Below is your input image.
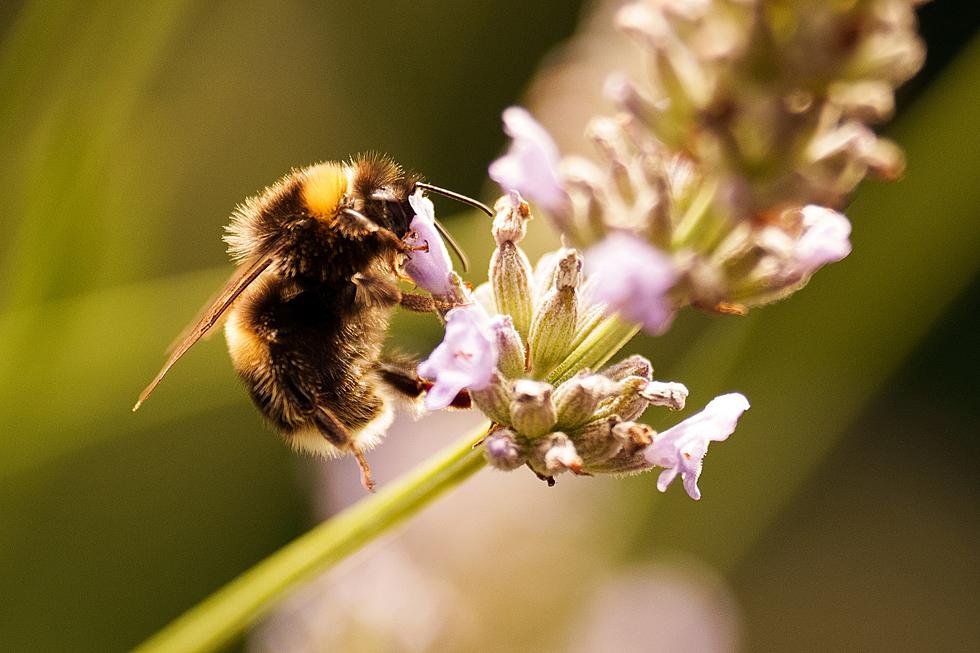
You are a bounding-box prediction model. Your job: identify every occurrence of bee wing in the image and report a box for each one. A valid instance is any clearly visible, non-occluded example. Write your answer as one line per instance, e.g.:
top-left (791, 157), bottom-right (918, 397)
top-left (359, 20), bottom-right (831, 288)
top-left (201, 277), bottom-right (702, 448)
top-left (133, 254), bottom-right (275, 411)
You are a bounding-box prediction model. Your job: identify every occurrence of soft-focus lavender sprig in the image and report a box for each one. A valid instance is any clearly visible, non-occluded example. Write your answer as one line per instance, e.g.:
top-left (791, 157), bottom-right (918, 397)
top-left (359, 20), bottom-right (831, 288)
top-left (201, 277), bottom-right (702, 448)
top-left (490, 0), bottom-right (927, 328)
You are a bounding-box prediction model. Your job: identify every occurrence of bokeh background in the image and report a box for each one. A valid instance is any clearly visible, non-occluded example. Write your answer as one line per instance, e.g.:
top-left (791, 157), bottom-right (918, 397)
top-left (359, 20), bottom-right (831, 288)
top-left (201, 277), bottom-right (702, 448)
top-left (1, 1), bottom-right (978, 651)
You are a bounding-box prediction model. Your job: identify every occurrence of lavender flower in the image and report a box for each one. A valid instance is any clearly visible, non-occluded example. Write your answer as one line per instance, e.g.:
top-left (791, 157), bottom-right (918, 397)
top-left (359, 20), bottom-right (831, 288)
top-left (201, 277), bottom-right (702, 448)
top-left (412, 0), bottom-right (928, 496)
top-left (785, 205), bottom-right (853, 281)
top-left (488, 108), bottom-right (568, 215)
top-left (417, 304), bottom-right (498, 410)
top-left (412, 192), bottom-right (747, 498)
top-left (402, 191), bottom-right (454, 297)
top-left (644, 393), bottom-right (750, 500)
top-left (585, 232), bottom-right (677, 335)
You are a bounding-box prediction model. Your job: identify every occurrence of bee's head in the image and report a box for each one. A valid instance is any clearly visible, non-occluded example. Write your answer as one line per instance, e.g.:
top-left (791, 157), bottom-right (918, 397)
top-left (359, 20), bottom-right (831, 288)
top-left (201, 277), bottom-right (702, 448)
top-left (349, 154), bottom-right (419, 238)
top-left (298, 157), bottom-right (416, 238)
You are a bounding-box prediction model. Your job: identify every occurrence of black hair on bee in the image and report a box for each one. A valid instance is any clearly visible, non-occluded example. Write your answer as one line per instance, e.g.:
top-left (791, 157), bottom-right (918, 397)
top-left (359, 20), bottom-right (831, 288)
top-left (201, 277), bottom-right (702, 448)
top-left (134, 154), bottom-right (487, 491)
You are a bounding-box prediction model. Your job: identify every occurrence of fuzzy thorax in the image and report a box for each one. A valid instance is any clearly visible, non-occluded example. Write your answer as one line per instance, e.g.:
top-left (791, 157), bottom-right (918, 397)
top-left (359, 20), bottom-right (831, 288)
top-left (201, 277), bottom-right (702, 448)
top-left (300, 162), bottom-right (349, 221)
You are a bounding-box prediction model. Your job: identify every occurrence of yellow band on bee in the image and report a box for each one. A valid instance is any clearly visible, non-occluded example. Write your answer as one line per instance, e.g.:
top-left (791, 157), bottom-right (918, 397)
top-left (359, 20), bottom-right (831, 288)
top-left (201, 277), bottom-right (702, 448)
top-left (301, 162), bottom-right (348, 219)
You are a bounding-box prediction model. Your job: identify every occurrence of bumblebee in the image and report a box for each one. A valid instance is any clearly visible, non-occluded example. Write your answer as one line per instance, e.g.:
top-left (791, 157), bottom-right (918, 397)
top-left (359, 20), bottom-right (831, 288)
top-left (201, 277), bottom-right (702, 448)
top-left (134, 154), bottom-right (487, 490)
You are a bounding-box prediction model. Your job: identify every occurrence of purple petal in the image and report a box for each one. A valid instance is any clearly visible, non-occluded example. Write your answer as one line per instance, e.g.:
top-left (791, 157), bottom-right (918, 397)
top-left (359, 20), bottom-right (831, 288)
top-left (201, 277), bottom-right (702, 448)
top-left (402, 192), bottom-right (454, 297)
top-left (489, 107), bottom-right (568, 214)
top-left (790, 205), bottom-right (852, 277)
top-left (585, 232), bottom-right (678, 335)
top-left (645, 393), bottom-right (750, 500)
top-left (418, 304), bottom-right (499, 410)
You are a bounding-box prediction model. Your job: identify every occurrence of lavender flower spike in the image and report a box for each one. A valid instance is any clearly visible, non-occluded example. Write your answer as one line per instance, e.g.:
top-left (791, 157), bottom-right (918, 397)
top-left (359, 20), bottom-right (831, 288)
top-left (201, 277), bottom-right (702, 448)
top-left (418, 304), bottom-right (499, 410)
top-left (645, 393), bottom-right (750, 500)
top-left (585, 232), bottom-right (678, 335)
top-left (488, 107), bottom-right (568, 215)
top-left (402, 191), bottom-right (454, 297)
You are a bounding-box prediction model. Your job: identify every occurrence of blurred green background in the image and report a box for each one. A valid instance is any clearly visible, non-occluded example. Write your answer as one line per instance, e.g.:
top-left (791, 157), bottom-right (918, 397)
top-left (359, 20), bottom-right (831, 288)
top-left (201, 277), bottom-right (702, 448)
top-left (1, 1), bottom-right (977, 651)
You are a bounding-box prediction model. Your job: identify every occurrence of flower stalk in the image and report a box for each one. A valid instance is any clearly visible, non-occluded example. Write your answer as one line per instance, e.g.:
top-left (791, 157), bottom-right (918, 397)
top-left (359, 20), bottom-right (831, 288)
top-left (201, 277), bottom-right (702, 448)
top-left (135, 424), bottom-right (490, 653)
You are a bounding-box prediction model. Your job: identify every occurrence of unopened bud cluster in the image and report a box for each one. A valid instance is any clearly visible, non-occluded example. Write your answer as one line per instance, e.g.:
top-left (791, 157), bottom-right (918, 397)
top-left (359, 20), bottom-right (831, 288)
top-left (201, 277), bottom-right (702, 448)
top-left (413, 193), bottom-right (750, 498)
top-left (470, 195), bottom-right (691, 483)
top-left (480, 356), bottom-right (691, 482)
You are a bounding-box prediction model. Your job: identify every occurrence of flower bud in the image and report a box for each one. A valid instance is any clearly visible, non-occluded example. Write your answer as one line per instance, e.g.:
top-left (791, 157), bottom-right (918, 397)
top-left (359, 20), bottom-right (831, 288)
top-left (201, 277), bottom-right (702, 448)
top-left (492, 192), bottom-right (531, 245)
top-left (483, 427), bottom-right (526, 471)
top-left (590, 376), bottom-right (651, 423)
top-left (469, 372), bottom-right (513, 426)
top-left (611, 420), bottom-right (654, 456)
top-left (509, 379), bottom-right (557, 438)
top-left (864, 137), bottom-right (905, 181)
top-left (490, 194), bottom-right (534, 339)
top-left (639, 380), bottom-right (688, 411)
top-left (553, 372), bottom-right (621, 429)
top-left (568, 416), bottom-right (622, 465)
top-left (531, 250), bottom-right (561, 299)
top-left (532, 432), bottom-right (582, 476)
top-left (489, 315), bottom-right (527, 379)
top-left (581, 447), bottom-right (650, 476)
top-left (828, 80), bottom-right (895, 123)
top-left (600, 354), bottom-right (653, 382)
top-left (528, 249), bottom-right (581, 375)
top-left (490, 240), bottom-right (534, 339)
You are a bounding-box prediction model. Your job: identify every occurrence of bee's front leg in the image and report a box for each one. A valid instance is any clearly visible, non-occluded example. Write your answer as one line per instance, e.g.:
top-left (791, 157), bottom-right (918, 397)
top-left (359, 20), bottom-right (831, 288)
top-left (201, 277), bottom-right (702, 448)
top-left (352, 269), bottom-right (455, 315)
top-left (351, 271), bottom-right (401, 308)
top-left (398, 292), bottom-right (436, 313)
top-left (375, 357), bottom-right (472, 409)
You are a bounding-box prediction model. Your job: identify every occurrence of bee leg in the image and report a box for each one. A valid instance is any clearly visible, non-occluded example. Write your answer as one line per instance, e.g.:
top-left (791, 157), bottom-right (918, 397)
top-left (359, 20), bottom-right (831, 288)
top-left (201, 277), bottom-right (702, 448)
top-left (375, 358), bottom-right (424, 398)
top-left (398, 292), bottom-right (436, 313)
top-left (376, 358), bottom-right (472, 408)
top-left (336, 208), bottom-right (381, 239)
top-left (398, 292), bottom-right (463, 315)
top-left (351, 271), bottom-right (401, 308)
top-left (313, 406), bottom-right (376, 492)
top-left (351, 448), bottom-right (375, 493)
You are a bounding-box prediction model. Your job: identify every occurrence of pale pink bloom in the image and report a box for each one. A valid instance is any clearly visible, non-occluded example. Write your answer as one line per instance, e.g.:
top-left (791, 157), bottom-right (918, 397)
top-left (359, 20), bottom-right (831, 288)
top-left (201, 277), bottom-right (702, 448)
top-left (402, 192), bottom-right (454, 297)
top-left (418, 304), bottom-right (499, 410)
top-left (585, 232), bottom-right (678, 335)
top-left (789, 205), bottom-right (852, 279)
top-left (644, 393), bottom-right (750, 500)
top-left (488, 107), bottom-right (568, 214)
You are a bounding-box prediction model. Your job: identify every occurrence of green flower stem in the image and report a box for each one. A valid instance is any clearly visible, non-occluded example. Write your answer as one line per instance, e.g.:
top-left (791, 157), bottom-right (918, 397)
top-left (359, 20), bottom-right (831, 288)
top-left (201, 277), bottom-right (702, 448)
top-left (548, 317), bottom-right (641, 386)
top-left (134, 423), bottom-right (490, 653)
top-left (670, 176), bottom-right (719, 250)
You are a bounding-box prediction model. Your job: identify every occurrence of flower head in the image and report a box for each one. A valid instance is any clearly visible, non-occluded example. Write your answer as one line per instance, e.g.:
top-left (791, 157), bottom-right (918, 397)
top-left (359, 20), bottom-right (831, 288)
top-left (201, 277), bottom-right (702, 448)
top-left (418, 304), bottom-right (498, 410)
top-left (416, 194), bottom-right (751, 496)
top-left (644, 393), bottom-right (750, 500)
top-left (483, 0), bottom-right (923, 326)
top-left (402, 191), bottom-right (454, 297)
top-left (489, 108), bottom-right (568, 215)
top-left (586, 232), bottom-right (678, 335)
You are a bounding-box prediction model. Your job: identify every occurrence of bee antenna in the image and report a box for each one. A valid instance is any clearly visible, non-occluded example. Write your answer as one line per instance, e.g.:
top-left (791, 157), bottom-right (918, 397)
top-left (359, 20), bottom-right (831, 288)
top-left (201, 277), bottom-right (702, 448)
top-left (432, 218), bottom-right (470, 272)
top-left (415, 182), bottom-right (493, 217)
